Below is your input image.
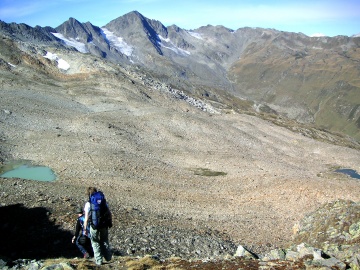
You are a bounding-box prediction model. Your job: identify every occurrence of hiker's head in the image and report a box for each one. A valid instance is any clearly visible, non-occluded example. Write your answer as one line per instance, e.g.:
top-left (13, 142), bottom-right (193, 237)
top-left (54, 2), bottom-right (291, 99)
top-left (86, 187), bottom-right (97, 198)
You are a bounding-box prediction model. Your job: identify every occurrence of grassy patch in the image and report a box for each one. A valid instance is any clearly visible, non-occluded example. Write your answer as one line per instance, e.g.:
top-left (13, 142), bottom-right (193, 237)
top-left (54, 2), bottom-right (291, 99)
top-left (190, 168), bottom-right (227, 177)
top-left (125, 255), bottom-right (161, 270)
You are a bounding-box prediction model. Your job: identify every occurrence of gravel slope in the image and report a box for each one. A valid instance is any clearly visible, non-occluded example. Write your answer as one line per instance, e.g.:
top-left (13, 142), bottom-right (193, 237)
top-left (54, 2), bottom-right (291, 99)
top-left (1, 43), bottom-right (360, 260)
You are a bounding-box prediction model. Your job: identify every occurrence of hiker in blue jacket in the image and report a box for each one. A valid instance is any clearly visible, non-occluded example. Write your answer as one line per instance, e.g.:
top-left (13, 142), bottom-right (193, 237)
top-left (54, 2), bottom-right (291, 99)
top-left (71, 206), bottom-right (92, 258)
top-left (83, 187), bottom-right (112, 266)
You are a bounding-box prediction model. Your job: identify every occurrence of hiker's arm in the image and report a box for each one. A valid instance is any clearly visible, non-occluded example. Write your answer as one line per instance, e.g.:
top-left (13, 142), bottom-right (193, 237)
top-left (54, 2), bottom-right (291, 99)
top-left (72, 219), bottom-right (81, 242)
top-left (83, 210), bottom-right (89, 235)
top-left (75, 219), bottom-right (81, 236)
top-left (106, 203), bottom-right (113, 228)
top-left (108, 209), bottom-right (113, 228)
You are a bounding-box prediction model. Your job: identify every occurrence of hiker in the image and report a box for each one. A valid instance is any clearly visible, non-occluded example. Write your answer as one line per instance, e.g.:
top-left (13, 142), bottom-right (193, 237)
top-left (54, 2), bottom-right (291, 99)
top-left (83, 187), bottom-right (112, 266)
top-left (71, 206), bottom-right (92, 258)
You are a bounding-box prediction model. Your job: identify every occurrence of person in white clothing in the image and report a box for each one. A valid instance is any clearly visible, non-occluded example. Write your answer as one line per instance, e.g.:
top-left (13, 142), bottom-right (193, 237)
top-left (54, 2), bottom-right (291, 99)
top-left (83, 187), bottom-right (112, 266)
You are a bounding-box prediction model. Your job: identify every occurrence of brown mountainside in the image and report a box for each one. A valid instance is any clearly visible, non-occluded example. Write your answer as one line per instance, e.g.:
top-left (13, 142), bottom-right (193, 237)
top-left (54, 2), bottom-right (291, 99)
top-left (229, 32), bottom-right (360, 140)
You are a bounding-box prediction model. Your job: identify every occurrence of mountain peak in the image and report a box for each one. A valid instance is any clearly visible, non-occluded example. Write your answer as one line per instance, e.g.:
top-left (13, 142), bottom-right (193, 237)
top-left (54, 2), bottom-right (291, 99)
top-left (104, 10), bottom-right (166, 55)
top-left (105, 10), bottom-right (145, 28)
top-left (58, 17), bottom-right (82, 28)
top-left (55, 17), bottom-right (94, 44)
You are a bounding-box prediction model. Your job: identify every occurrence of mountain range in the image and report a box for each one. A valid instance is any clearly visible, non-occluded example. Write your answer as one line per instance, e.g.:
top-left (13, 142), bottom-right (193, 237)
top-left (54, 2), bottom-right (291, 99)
top-left (0, 10), bottom-right (359, 141)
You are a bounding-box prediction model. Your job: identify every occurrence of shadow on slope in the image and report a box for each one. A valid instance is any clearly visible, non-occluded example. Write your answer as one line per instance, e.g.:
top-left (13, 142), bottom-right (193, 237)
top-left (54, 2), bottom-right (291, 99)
top-left (0, 203), bottom-right (74, 260)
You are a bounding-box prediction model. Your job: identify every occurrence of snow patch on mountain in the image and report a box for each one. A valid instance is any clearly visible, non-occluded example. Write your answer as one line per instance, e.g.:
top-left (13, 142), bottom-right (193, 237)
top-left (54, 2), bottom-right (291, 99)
top-left (51, 33), bottom-right (89, 53)
top-left (310, 33), bottom-right (327, 37)
top-left (100, 28), bottom-right (133, 56)
top-left (7, 62), bottom-right (16, 68)
top-left (188, 31), bottom-right (203, 39)
top-left (158, 35), bottom-right (190, 56)
top-left (43, 52), bottom-right (70, 70)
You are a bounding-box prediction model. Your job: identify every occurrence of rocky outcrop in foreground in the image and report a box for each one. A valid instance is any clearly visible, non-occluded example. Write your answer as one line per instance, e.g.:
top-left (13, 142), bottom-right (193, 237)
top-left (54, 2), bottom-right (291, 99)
top-left (2, 199), bottom-right (360, 269)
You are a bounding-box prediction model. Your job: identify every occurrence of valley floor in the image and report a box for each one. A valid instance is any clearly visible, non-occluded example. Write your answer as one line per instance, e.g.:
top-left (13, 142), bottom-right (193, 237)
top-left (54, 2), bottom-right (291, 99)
top-left (1, 69), bottom-right (360, 260)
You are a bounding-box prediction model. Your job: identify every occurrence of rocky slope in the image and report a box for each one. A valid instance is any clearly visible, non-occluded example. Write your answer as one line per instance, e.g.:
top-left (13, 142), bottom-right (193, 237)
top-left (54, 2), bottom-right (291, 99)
top-left (0, 24), bottom-right (360, 269)
top-left (1, 183), bottom-right (359, 269)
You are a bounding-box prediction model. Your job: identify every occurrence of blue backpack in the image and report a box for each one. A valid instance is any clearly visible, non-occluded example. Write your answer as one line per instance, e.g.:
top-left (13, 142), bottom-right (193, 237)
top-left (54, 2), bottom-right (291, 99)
top-left (89, 191), bottom-right (112, 229)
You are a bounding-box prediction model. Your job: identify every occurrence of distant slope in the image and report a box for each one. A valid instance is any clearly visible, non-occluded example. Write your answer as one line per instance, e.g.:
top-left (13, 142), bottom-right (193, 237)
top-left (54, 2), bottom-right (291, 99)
top-left (228, 32), bottom-right (360, 139)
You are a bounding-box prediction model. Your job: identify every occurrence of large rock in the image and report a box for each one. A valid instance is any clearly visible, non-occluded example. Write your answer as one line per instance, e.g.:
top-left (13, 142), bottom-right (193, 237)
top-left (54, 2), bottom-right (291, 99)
top-left (293, 200), bottom-right (360, 266)
top-left (234, 245), bottom-right (257, 259)
top-left (294, 200), bottom-right (360, 248)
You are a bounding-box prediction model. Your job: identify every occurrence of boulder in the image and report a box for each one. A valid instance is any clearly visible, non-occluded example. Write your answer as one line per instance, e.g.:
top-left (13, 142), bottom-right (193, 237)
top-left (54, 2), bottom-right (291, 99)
top-left (234, 245), bottom-right (257, 259)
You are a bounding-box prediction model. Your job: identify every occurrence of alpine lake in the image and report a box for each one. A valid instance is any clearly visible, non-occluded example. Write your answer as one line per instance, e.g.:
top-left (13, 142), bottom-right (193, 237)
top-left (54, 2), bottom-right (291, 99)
top-left (335, 168), bottom-right (360, 179)
top-left (0, 160), bottom-right (56, 181)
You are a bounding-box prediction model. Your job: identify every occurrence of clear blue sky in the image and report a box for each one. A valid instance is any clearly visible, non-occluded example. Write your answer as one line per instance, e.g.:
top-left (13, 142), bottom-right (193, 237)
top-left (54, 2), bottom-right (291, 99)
top-left (0, 0), bottom-right (359, 37)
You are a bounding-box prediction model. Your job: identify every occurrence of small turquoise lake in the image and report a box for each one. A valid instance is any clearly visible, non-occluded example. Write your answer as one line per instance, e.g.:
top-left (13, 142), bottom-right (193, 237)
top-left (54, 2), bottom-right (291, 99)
top-left (335, 169), bottom-right (360, 180)
top-left (0, 161), bottom-right (56, 181)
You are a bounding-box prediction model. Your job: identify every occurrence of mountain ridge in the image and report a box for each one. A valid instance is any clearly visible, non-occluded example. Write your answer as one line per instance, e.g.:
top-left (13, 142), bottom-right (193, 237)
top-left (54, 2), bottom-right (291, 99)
top-left (1, 11), bottom-right (359, 141)
top-left (47, 11), bottom-right (359, 141)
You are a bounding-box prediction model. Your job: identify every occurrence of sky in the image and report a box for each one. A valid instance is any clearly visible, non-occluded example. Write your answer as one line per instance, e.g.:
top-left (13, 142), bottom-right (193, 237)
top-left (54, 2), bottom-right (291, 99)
top-left (0, 0), bottom-right (359, 37)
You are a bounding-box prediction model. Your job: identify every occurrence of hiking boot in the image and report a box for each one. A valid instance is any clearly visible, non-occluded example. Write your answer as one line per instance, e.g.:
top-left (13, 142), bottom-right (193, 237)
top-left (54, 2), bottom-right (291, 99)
top-left (84, 252), bottom-right (90, 259)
